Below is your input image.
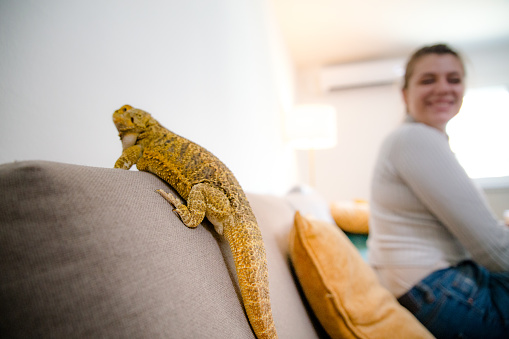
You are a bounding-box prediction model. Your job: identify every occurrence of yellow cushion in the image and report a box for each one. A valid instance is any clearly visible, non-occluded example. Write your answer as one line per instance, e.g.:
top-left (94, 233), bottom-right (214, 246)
top-left (288, 212), bottom-right (433, 339)
top-left (330, 200), bottom-right (370, 234)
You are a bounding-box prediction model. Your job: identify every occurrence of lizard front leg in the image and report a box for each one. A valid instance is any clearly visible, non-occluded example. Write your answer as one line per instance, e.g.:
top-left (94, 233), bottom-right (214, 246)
top-left (114, 144), bottom-right (143, 170)
top-left (157, 182), bottom-right (233, 235)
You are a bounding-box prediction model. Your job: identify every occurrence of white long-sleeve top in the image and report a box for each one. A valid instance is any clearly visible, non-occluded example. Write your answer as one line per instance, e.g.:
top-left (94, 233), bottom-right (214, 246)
top-left (368, 118), bottom-right (509, 296)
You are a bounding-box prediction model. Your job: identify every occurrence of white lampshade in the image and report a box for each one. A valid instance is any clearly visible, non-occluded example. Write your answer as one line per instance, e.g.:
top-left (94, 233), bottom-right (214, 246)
top-left (286, 104), bottom-right (338, 150)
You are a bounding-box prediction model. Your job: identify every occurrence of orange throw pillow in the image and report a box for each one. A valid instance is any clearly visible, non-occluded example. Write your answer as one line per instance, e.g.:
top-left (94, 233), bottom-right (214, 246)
top-left (330, 200), bottom-right (370, 234)
top-left (288, 212), bottom-right (433, 339)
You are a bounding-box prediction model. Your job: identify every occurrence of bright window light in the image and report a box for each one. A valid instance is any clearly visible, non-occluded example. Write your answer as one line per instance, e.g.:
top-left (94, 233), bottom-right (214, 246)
top-left (447, 86), bottom-right (509, 179)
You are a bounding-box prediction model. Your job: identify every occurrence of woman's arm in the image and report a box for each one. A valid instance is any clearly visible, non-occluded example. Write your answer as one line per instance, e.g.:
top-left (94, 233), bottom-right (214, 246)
top-left (393, 124), bottom-right (509, 271)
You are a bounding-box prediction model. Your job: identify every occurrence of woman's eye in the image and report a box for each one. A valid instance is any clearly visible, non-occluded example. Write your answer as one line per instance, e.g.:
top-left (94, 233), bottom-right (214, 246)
top-left (420, 78), bottom-right (435, 85)
top-left (448, 77), bottom-right (462, 84)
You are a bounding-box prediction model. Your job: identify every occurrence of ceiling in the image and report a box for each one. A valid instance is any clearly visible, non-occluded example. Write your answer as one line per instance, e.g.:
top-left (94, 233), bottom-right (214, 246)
top-left (271, 0), bottom-right (509, 69)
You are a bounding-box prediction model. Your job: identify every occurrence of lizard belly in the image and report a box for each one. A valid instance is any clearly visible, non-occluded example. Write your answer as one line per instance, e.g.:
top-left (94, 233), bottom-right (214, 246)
top-left (205, 212), bottom-right (225, 235)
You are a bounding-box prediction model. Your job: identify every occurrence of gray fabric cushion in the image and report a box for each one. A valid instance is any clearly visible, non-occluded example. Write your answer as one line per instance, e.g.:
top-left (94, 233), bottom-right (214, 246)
top-left (0, 161), bottom-right (320, 338)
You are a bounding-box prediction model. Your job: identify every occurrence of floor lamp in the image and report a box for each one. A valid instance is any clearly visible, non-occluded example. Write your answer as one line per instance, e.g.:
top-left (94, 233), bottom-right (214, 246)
top-left (286, 104), bottom-right (338, 187)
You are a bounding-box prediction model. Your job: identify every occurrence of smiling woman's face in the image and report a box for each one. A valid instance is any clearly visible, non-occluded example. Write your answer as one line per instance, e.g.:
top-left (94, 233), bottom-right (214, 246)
top-left (403, 53), bottom-right (465, 132)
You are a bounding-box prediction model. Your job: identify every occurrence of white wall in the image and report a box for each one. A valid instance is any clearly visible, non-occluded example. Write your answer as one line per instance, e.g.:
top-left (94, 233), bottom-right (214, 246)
top-left (294, 43), bottom-right (509, 214)
top-left (0, 0), bottom-right (297, 195)
top-left (295, 74), bottom-right (404, 202)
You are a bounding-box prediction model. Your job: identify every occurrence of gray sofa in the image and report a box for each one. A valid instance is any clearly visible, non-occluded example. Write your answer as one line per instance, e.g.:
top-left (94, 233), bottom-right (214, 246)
top-left (0, 161), bottom-right (329, 338)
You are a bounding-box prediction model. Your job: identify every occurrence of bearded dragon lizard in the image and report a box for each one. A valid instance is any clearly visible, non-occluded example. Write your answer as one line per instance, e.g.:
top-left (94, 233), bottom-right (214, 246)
top-left (113, 105), bottom-right (277, 339)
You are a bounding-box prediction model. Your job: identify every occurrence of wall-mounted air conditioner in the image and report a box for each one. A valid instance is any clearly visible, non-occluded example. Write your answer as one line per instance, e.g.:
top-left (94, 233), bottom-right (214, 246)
top-left (320, 58), bottom-right (406, 92)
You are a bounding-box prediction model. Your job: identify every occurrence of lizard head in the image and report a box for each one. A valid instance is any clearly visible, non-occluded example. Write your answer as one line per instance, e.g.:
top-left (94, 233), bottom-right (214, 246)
top-left (113, 105), bottom-right (158, 150)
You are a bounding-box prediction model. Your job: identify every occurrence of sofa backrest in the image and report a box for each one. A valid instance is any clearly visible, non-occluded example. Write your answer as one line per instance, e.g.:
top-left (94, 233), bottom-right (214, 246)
top-left (0, 161), bottom-right (323, 338)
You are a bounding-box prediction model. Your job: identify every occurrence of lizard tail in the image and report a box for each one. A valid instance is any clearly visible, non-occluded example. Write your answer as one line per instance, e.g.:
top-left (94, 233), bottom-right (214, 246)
top-left (223, 218), bottom-right (278, 339)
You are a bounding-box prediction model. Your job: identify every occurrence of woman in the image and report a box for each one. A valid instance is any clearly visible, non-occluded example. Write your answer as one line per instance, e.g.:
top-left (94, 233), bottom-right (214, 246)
top-left (368, 44), bottom-right (509, 338)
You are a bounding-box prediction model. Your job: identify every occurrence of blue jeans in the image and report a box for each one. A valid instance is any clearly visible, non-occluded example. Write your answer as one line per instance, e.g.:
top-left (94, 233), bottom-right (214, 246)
top-left (397, 260), bottom-right (509, 339)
